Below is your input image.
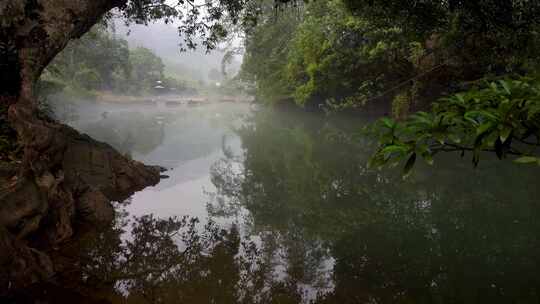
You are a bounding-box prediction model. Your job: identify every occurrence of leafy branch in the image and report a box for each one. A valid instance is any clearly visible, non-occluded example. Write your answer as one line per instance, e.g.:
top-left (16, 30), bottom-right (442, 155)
top-left (369, 77), bottom-right (540, 176)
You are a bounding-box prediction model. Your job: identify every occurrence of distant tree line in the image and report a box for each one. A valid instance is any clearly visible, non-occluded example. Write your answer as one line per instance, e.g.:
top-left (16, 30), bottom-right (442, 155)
top-left (38, 27), bottom-right (192, 99)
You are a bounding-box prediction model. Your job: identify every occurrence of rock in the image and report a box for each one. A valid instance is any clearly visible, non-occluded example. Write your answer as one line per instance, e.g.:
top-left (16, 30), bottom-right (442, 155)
top-left (62, 127), bottom-right (161, 201)
top-left (77, 187), bottom-right (114, 224)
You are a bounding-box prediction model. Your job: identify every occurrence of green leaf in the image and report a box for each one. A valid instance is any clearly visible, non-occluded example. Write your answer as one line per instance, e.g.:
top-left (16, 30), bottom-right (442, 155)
top-left (367, 157), bottom-right (384, 169)
top-left (464, 116), bottom-right (479, 126)
top-left (455, 94), bottom-right (466, 104)
top-left (474, 126), bottom-right (491, 150)
top-left (434, 132), bottom-right (446, 144)
top-left (410, 113), bottom-right (432, 125)
top-left (490, 82), bottom-right (499, 92)
top-left (476, 122), bottom-right (494, 136)
top-left (381, 145), bottom-right (408, 155)
top-left (448, 134), bottom-right (461, 144)
top-left (514, 156), bottom-right (539, 164)
top-left (466, 110), bottom-right (498, 121)
top-left (403, 152), bottom-right (416, 178)
top-left (499, 80), bottom-right (511, 95)
top-left (380, 117), bottom-right (395, 129)
top-left (493, 137), bottom-right (503, 159)
top-left (417, 143), bottom-right (429, 154)
top-left (499, 127), bottom-right (512, 143)
top-left (421, 151), bottom-right (434, 165)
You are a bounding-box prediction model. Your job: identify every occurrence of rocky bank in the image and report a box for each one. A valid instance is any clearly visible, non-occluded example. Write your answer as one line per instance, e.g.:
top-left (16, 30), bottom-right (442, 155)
top-left (0, 120), bottom-right (162, 295)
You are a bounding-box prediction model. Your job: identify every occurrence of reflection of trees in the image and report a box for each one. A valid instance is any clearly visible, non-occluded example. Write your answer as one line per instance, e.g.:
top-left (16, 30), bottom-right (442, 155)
top-left (16, 207), bottom-right (305, 304)
top-left (208, 108), bottom-right (540, 303)
top-left (15, 108), bottom-right (540, 304)
top-left (81, 112), bottom-right (165, 156)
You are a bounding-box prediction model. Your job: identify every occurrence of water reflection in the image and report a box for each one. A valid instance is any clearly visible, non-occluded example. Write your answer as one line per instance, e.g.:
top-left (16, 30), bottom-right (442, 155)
top-left (208, 108), bottom-right (540, 303)
top-left (81, 111), bottom-right (166, 156)
top-left (10, 104), bottom-right (540, 303)
top-left (11, 207), bottom-right (308, 304)
top-left (75, 104), bottom-right (247, 171)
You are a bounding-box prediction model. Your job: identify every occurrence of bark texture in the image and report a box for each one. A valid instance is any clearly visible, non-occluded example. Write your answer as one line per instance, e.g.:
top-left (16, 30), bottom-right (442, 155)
top-left (0, 0), bottom-right (163, 294)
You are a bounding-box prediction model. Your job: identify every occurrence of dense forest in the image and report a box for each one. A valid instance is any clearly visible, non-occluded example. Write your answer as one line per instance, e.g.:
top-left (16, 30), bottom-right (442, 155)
top-left (243, 0), bottom-right (540, 109)
top-left (239, 0), bottom-right (540, 168)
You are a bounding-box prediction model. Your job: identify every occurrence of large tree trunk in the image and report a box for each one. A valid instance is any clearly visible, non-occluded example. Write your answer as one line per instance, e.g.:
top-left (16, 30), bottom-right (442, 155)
top-left (0, 0), bottom-right (163, 294)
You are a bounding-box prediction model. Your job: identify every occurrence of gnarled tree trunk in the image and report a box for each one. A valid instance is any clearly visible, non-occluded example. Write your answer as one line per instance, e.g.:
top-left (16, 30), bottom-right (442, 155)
top-left (0, 0), bottom-right (162, 294)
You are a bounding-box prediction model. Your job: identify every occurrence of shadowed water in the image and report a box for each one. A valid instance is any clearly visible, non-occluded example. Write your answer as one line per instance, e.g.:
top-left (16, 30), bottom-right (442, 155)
top-left (12, 100), bottom-right (540, 304)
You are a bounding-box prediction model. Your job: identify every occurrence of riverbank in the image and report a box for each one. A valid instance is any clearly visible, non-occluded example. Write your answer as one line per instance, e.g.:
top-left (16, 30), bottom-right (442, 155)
top-left (5, 101), bottom-right (540, 303)
top-left (0, 107), bottom-right (164, 295)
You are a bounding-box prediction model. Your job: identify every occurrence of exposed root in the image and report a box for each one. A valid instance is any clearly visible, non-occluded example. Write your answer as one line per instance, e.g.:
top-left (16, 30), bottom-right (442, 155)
top-left (0, 104), bottom-right (162, 294)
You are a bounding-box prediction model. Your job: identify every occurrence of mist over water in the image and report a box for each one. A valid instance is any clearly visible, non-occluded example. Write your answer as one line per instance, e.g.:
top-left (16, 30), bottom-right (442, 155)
top-left (44, 95), bottom-right (540, 303)
top-left (60, 98), bottom-right (248, 218)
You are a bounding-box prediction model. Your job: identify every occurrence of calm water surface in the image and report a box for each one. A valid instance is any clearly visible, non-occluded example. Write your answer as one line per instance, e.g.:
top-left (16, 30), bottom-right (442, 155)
top-left (27, 100), bottom-right (540, 303)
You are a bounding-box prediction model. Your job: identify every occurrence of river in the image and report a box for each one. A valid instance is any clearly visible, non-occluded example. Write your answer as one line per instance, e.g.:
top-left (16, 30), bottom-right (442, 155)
top-left (22, 99), bottom-right (540, 303)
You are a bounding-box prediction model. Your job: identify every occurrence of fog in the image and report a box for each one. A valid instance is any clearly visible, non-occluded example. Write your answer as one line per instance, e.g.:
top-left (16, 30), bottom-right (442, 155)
top-left (114, 21), bottom-right (242, 83)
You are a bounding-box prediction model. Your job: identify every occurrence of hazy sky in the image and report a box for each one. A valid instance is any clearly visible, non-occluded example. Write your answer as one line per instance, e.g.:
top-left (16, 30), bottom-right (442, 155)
top-left (115, 21), bottom-right (241, 82)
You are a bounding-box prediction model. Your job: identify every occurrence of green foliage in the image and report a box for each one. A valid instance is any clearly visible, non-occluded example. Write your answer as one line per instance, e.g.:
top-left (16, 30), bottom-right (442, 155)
top-left (40, 27), bottom-right (170, 98)
top-left (342, 0), bottom-right (540, 43)
top-left (162, 76), bottom-right (189, 92)
top-left (240, 0), bottom-right (540, 115)
top-left (74, 67), bottom-right (103, 91)
top-left (391, 92), bottom-right (410, 120)
top-left (239, 0), bottom-right (301, 104)
top-left (241, 0), bottom-right (426, 108)
top-left (130, 46), bottom-right (165, 92)
top-left (46, 27), bottom-right (131, 91)
top-left (35, 79), bottom-right (66, 97)
top-left (370, 78), bottom-right (540, 173)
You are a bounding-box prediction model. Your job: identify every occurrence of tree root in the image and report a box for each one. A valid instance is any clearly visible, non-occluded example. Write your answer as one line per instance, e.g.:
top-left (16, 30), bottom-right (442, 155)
top-left (0, 103), bottom-right (162, 294)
